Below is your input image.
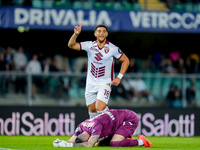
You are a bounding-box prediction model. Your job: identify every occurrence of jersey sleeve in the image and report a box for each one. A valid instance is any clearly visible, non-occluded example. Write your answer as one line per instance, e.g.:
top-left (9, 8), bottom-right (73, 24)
top-left (91, 123), bottom-right (103, 136)
top-left (113, 47), bottom-right (123, 59)
top-left (80, 41), bottom-right (92, 52)
top-left (73, 126), bottom-right (83, 136)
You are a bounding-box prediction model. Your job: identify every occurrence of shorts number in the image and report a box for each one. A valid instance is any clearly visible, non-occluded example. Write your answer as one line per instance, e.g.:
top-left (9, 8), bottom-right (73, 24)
top-left (104, 89), bottom-right (110, 99)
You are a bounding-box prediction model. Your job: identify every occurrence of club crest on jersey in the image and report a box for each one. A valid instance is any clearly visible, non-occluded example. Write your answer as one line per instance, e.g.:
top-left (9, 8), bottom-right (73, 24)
top-left (104, 48), bottom-right (110, 54)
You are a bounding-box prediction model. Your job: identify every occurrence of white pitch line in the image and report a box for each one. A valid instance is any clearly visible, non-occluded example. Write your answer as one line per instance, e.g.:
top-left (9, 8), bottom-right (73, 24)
top-left (0, 148), bottom-right (24, 150)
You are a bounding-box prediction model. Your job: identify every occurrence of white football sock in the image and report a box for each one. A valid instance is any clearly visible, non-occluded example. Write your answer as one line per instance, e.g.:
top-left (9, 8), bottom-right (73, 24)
top-left (89, 112), bottom-right (98, 118)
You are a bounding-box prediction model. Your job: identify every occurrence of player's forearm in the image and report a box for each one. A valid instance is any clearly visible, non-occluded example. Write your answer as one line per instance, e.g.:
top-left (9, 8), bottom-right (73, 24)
top-left (68, 33), bottom-right (79, 49)
top-left (120, 58), bottom-right (130, 75)
top-left (72, 142), bottom-right (94, 147)
top-left (71, 134), bottom-right (99, 147)
top-left (118, 54), bottom-right (130, 75)
top-left (67, 135), bottom-right (77, 143)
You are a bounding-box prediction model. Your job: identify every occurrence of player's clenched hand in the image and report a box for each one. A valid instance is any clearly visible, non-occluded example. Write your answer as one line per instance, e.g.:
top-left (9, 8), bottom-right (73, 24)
top-left (110, 77), bottom-right (121, 86)
top-left (74, 22), bottom-right (82, 35)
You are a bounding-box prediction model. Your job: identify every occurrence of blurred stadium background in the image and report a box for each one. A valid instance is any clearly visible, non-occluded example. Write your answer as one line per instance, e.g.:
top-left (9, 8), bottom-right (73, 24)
top-left (0, 0), bottom-right (200, 137)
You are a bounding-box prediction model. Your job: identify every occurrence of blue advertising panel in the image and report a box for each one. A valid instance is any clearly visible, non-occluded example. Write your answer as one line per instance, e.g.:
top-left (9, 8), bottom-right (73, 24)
top-left (0, 6), bottom-right (200, 33)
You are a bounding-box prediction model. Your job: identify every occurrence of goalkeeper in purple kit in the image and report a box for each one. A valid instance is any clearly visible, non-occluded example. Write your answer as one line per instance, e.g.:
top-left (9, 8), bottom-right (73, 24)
top-left (53, 109), bottom-right (152, 147)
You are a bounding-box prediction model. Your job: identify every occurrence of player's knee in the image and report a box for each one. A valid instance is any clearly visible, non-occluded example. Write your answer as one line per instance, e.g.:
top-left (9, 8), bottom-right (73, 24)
top-left (96, 104), bottom-right (106, 111)
top-left (110, 141), bottom-right (121, 147)
top-left (87, 104), bottom-right (96, 112)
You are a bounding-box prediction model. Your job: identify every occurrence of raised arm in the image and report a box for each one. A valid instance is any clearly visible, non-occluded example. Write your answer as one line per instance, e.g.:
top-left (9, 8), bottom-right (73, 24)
top-left (68, 23), bottom-right (82, 51)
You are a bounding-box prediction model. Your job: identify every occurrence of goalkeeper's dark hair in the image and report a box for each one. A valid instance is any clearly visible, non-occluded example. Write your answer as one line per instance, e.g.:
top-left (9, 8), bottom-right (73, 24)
top-left (94, 24), bottom-right (108, 32)
top-left (75, 137), bottom-right (83, 143)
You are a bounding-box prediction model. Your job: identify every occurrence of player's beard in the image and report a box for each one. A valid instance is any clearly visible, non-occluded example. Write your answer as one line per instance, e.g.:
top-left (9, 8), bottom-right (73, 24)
top-left (98, 37), bottom-right (106, 43)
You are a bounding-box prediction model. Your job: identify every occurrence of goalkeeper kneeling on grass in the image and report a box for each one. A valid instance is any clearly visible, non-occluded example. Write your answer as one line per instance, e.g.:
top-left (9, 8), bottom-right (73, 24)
top-left (53, 109), bottom-right (152, 147)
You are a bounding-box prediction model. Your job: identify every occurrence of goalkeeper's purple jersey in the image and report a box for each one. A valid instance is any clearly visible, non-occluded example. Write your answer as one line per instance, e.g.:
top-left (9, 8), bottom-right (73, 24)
top-left (74, 109), bottom-right (138, 140)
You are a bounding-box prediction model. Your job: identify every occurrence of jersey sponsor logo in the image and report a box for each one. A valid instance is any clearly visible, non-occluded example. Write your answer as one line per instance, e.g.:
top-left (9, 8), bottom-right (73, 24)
top-left (94, 52), bottom-right (103, 61)
top-left (90, 46), bottom-right (99, 52)
top-left (104, 47), bottom-right (110, 54)
top-left (118, 48), bottom-right (122, 54)
top-left (91, 63), bottom-right (105, 78)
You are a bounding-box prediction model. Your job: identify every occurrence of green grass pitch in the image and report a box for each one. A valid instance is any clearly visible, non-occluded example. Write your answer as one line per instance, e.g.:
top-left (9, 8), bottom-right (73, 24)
top-left (0, 136), bottom-right (200, 150)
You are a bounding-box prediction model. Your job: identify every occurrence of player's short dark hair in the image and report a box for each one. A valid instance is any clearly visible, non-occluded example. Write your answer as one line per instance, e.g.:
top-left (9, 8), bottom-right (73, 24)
top-left (94, 24), bottom-right (108, 32)
top-left (75, 137), bottom-right (83, 143)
